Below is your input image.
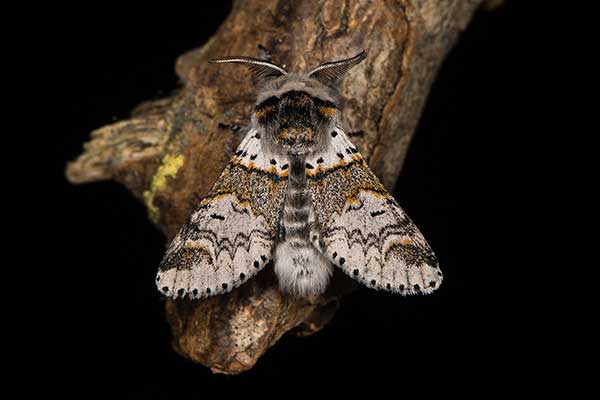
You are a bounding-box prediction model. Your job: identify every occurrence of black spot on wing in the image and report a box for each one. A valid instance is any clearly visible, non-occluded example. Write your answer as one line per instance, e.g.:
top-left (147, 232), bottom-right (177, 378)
top-left (346, 198), bottom-right (365, 212)
top-left (231, 202), bottom-right (249, 215)
top-left (370, 210), bottom-right (386, 217)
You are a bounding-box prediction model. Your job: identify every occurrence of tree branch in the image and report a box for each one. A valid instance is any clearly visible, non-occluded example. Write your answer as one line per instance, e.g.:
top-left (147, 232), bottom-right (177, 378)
top-left (67, 0), bottom-right (486, 374)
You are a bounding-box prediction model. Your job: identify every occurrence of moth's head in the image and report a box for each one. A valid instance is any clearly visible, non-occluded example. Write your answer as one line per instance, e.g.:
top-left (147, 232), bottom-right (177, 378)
top-left (209, 51), bottom-right (366, 155)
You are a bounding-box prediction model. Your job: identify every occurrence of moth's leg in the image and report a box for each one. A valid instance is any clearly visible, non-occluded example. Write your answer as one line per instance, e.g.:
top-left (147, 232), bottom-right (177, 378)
top-left (257, 44), bottom-right (272, 62)
top-left (307, 207), bottom-right (323, 252)
top-left (309, 225), bottom-right (323, 253)
top-left (349, 130), bottom-right (366, 138)
top-left (278, 221), bottom-right (286, 242)
top-left (218, 122), bottom-right (242, 134)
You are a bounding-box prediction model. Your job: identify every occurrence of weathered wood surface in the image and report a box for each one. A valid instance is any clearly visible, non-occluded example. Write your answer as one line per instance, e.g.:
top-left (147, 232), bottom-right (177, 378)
top-left (67, 0), bottom-right (488, 374)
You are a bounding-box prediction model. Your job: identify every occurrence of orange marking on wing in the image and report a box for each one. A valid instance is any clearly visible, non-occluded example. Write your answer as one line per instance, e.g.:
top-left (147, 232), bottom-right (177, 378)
top-left (306, 159), bottom-right (348, 177)
top-left (231, 159), bottom-right (289, 178)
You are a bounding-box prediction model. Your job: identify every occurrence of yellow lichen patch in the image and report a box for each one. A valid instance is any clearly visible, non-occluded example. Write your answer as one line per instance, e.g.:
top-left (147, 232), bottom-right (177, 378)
top-left (319, 106), bottom-right (337, 117)
top-left (143, 153), bottom-right (185, 223)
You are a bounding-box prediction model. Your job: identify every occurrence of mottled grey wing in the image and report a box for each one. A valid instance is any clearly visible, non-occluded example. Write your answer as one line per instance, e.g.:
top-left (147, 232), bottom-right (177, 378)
top-left (305, 127), bottom-right (443, 295)
top-left (157, 128), bottom-right (290, 299)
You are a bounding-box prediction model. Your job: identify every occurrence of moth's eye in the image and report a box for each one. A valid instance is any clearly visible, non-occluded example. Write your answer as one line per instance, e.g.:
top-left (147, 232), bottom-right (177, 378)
top-left (255, 96), bottom-right (279, 122)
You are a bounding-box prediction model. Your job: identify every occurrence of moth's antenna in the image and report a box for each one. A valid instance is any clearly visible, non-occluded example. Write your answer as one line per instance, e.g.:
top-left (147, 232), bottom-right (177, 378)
top-left (308, 50), bottom-right (367, 86)
top-left (209, 56), bottom-right (288, 79)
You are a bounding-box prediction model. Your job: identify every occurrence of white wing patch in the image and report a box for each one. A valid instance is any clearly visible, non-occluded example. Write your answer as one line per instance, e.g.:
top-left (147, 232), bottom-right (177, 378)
top-left (233, 129), bottom-right (291, 174)
top-left (157, 128), bottom-right (289, 299)
top-left (307, 127), bottom-right (443, 295)
top-left (305, 126), bottom-right (360, 174)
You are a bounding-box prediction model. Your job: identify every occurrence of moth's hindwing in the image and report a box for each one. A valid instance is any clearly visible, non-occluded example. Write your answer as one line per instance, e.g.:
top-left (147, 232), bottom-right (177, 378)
top-left (306, 127), bottom-right (443, 295)
top-left (157, 128), bottom-right (290, 299)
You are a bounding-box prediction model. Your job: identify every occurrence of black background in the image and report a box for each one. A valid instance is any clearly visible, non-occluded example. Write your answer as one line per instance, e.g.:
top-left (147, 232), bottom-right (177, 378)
top-left (43, 1), bottom-right (543, 397)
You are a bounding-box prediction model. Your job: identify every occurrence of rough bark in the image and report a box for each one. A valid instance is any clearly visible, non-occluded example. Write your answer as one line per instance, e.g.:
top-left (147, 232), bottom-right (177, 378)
top-left (67, 0), bottom-right (487, 374)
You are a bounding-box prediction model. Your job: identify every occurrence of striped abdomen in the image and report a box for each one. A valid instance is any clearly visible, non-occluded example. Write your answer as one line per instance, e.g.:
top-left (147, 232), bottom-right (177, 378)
top-left (273, 156), bottom-right (333, 297)
top-left (283, 156), bottom-right (312, 245)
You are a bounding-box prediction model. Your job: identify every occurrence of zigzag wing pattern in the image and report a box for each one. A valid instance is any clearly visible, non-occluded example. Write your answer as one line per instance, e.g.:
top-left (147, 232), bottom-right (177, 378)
top-left (157, 128), bottom-right (290, 299)
top-left (306, 127), bottom-right (443, 295)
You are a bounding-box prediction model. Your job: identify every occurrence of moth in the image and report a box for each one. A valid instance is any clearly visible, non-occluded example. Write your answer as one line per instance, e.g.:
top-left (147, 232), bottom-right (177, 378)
top-left (157, 50), bottom-right (443, 299)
